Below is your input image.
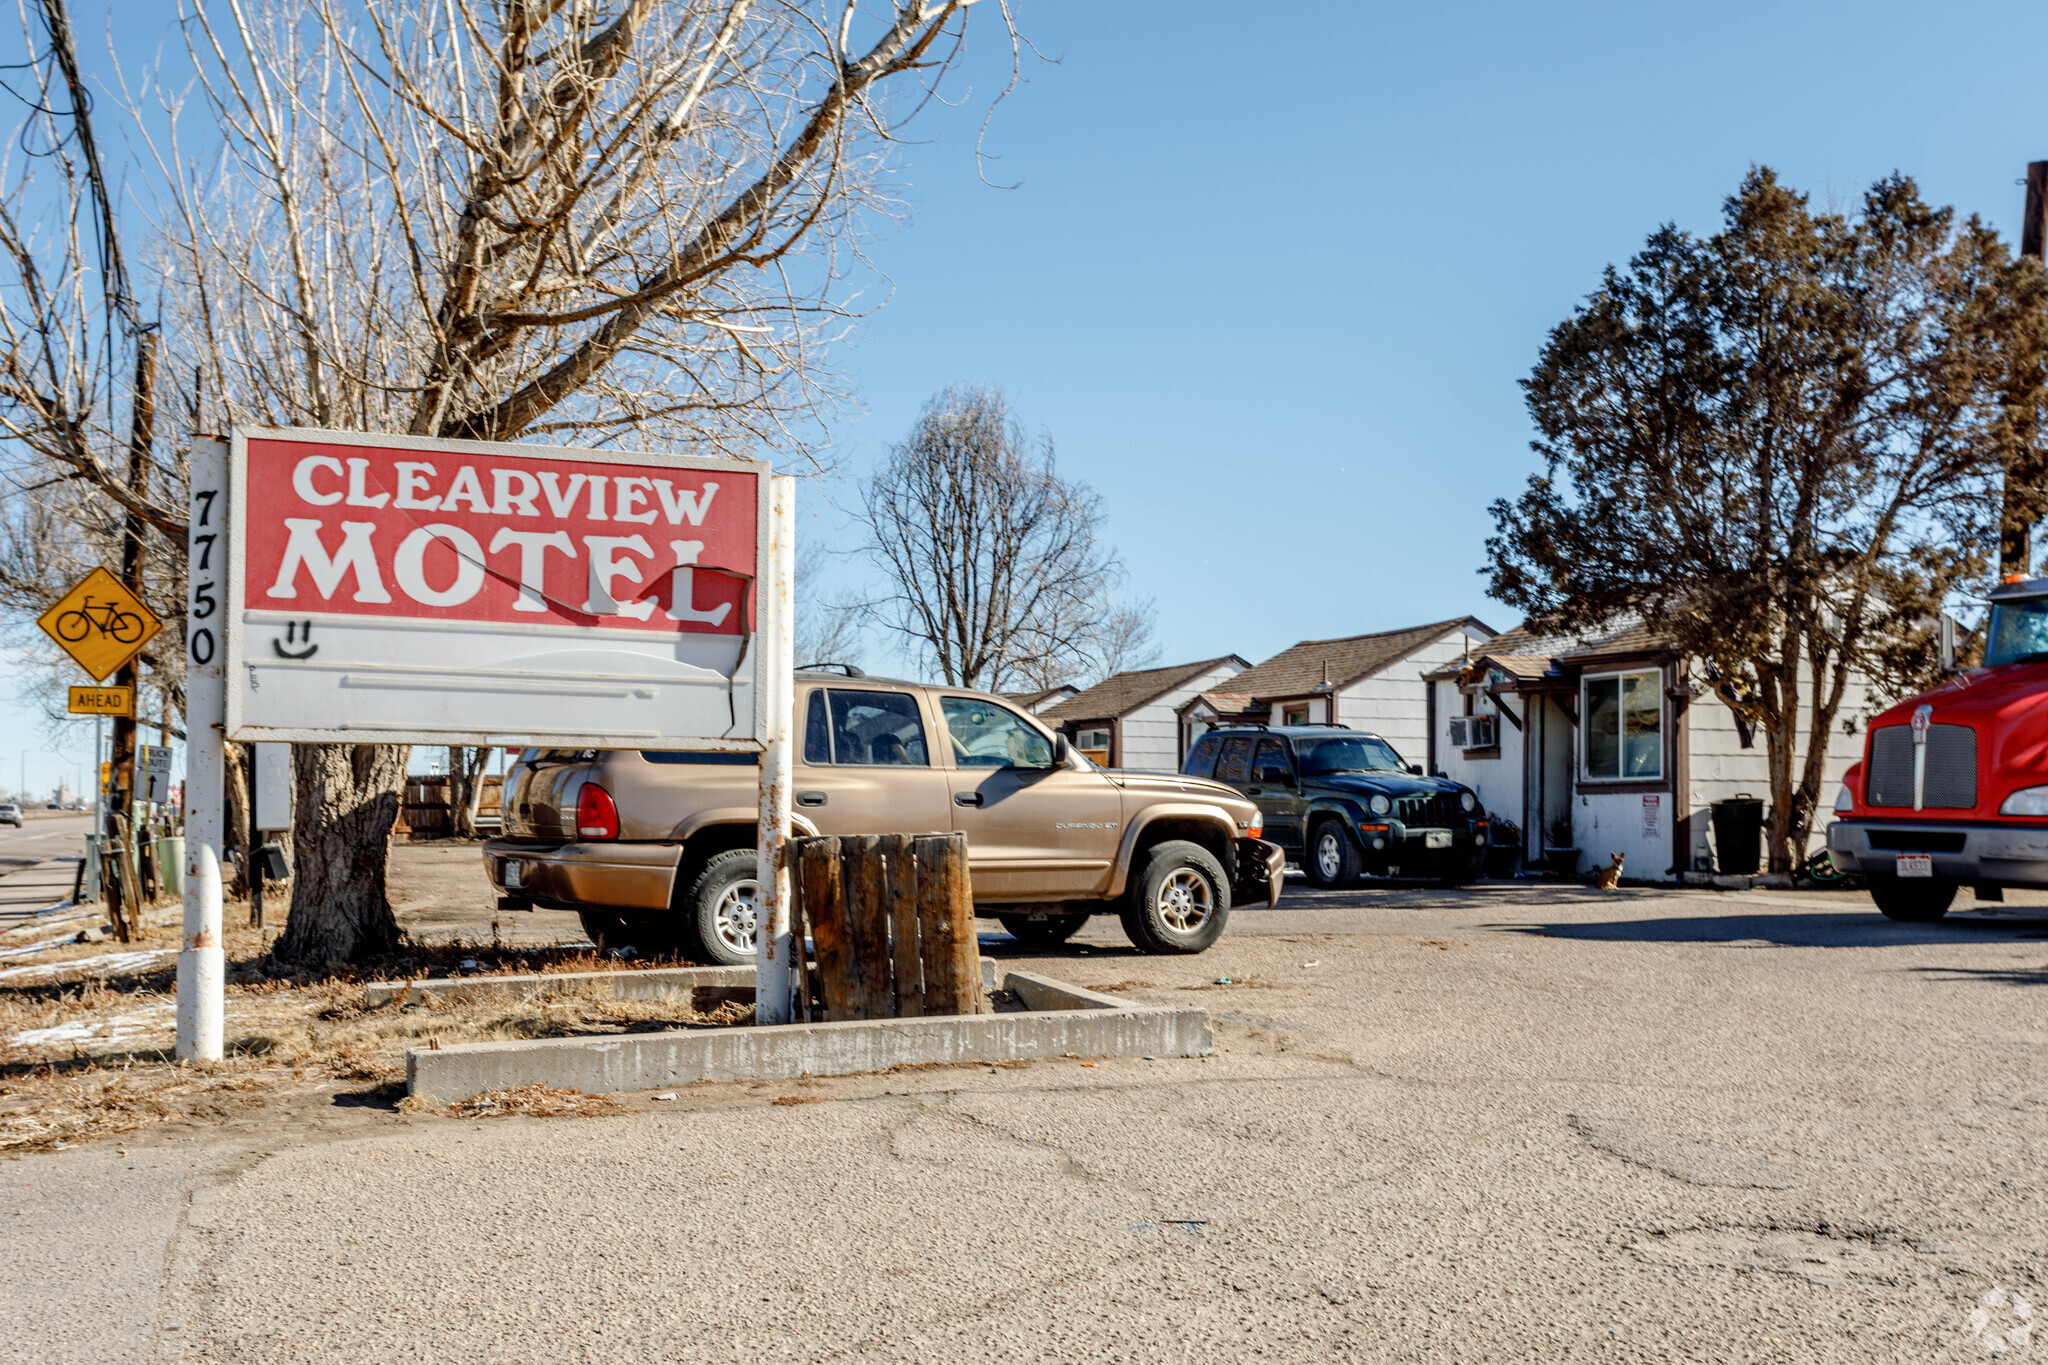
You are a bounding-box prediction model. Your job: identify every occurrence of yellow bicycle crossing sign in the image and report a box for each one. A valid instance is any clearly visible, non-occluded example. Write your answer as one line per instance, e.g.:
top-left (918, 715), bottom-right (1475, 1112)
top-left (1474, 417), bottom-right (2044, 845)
top-left (37, 566), bottom-right (164, 682)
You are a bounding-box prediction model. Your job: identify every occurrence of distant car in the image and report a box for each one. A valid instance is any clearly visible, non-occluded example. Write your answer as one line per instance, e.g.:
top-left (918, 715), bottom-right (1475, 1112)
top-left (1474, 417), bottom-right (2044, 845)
top-left (1184, 725), bottom-right (1489, 888)
top-left (0, 803), bottom-right (22, 828)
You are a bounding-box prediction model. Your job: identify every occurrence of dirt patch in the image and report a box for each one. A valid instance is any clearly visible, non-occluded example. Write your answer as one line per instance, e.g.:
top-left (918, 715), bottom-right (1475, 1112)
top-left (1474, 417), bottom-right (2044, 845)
top-left (1085, 980), bottom-right (1155, 993)
top-left (0, 915), bottom-right (748, 1153)
top-left (1177, 975), bottom-right (1274, 991)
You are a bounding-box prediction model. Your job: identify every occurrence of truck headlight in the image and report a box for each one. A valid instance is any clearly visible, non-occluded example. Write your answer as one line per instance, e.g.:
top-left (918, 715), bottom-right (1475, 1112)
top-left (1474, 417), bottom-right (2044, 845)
top-left (1834, 784), bottom-right (1854, 813)
top-left (1459, 791), bottom-right (1477, 813)
top-left (1368, 794), bottom-right (1392, 816)
top-left (1999, 785), bottom-right (2048, 816)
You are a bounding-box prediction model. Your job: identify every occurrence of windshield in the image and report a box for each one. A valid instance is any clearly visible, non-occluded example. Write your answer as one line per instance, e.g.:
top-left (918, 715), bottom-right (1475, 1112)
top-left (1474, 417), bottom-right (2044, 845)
top-left (1985, 596), bottom-right (2048, 667)
top-left (1291, 734), bottom-right (1406, 775)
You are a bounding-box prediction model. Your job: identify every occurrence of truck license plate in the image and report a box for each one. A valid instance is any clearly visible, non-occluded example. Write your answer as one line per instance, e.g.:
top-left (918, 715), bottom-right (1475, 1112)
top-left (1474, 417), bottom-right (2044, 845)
top-left (503, 860), bottom-right (523, 889)
top-left (1425, 830), bottom-right (1452, 849)
top-left (1895, 854), bottom-right (1933, 879)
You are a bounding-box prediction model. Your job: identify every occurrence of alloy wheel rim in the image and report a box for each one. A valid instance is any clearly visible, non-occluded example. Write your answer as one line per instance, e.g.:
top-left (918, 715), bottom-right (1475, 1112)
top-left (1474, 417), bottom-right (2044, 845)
top-left (1156, 868), bottom-right (1214, 933)
top-left (1317, 832), bottom-right (1343, 880)
top-left (715, 878), bottom-right (760, 954)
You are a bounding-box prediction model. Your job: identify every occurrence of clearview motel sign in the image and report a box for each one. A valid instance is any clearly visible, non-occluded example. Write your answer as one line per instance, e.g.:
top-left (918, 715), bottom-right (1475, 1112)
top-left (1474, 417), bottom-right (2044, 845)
top-left (224, 428), bottom-right (771, 748)
top-left (179, 427), bottom-right (797, 1060)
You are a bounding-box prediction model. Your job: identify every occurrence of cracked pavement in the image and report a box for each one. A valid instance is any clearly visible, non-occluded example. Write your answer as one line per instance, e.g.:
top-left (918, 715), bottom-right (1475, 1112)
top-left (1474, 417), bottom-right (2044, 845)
top-left (5, 879), bottom-right (2046, 1362)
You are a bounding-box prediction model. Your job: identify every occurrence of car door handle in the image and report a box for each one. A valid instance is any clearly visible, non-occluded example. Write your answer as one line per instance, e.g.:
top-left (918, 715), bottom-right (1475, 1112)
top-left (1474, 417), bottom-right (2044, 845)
top-left (954, 791), bottom-right (984, 807)
top-left (796, 791), bottom-right (827, 807)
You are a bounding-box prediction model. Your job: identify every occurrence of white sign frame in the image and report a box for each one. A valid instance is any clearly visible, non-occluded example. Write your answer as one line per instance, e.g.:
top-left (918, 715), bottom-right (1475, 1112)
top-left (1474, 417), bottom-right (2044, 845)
top-left (222, 426), bottom-right (774, 750)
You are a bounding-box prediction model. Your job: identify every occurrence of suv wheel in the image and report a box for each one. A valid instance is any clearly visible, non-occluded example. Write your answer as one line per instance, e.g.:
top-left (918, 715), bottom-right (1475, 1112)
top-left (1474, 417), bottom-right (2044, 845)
top-left (677, 849), bottom-right (760, 965)
top-left (998, 914), bottom-right (1087, 950)
top-left (1869, 876), bottom-right (1955, 922)
top-left (1306, 820), bottom-right (1361, 889)
top-left (1120, 841), bottom-right (1230, 954)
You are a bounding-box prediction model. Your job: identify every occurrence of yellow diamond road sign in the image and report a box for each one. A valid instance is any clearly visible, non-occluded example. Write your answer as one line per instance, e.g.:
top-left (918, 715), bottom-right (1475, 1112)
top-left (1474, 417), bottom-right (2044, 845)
top-left (37, 566), bottom-right (164, 682)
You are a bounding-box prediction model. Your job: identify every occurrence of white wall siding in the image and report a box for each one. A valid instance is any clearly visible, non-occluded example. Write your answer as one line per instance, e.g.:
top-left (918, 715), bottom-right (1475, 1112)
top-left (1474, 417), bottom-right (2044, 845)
top-left (1433, 677), bottom-right (1527, 823)
top-left (1338, 629), bottom-right (1494, 764)
top-left (1683, 674), bottom-right (1873, 868)
top-left (1117, 660), bottom-right (1247, 772)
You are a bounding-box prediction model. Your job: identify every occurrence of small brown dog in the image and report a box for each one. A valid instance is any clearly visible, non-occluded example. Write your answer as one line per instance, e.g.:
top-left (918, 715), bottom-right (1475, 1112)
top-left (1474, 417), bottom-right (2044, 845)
top-left (1592, 852), bottom-right (1625, 890)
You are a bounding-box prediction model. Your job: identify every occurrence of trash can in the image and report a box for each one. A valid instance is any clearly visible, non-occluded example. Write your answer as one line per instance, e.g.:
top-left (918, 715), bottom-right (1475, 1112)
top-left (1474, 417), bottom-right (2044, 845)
top-left (157, 837), bottom-right (185, 896)
top-left (1711, 795), bottom-right (1764, 875)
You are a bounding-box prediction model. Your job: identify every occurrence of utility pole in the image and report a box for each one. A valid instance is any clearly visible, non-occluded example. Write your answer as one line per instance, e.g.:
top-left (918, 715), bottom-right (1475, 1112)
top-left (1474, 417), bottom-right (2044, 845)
top-left (2006, 161), bottom-right (2048, 578)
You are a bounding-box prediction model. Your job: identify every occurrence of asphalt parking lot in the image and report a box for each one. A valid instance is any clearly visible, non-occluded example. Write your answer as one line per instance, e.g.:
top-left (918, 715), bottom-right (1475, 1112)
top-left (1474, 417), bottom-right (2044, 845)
top-left (6, 873), bottom-right (2046, 1363)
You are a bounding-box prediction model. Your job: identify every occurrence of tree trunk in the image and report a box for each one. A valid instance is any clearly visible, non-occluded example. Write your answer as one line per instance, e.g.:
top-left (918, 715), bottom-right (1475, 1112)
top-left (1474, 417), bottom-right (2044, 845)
top-left (222, 742), bottom-right (253, 900)
top-left (275, 744), bottom-right (408, 964)
top-left (447, 746), bottom-right (490, 839)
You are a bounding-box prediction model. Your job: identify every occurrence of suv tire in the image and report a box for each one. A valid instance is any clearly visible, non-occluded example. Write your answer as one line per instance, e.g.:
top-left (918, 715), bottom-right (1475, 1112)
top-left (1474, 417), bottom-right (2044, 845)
top-left (1869, 876), bottom-right (1955, 922)
top-left (1306, 819), bottom-right (1361, 889)
top-left (998, 914), bottom-right (1087, 950)
top-left (1119, 841), bottom-right (1230, 955)
top-left (677, 848), bottom-right (761, 965)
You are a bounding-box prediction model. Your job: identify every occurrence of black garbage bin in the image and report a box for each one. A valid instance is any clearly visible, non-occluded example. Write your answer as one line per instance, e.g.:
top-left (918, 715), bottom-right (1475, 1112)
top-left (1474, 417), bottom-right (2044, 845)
top-left (1711, 795), bottom-right (1763, 875)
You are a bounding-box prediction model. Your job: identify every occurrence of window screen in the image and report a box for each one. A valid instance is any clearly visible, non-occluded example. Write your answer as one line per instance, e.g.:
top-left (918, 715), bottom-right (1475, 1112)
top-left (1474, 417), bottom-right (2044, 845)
top-left (1584, 671), bottom-right (1662, 779)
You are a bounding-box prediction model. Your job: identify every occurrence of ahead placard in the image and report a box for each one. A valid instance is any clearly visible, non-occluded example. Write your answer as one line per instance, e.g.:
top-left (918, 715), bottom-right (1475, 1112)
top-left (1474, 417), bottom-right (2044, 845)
top-left (222, 427), bottom-right (770, 748)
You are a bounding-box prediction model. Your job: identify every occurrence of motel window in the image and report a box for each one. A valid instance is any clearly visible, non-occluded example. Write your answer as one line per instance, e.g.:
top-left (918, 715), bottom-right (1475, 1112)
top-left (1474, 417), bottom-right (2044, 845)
top-left (1582, 669), bottom-right (1662, 780)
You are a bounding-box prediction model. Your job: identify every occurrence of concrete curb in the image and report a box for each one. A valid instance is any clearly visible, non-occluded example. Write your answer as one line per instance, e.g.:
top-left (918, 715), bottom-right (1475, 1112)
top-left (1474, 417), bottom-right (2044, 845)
top-left (368, 958), bottom-right (999, 1008)
top-left (404, 969), bottom-right (1212, 1102)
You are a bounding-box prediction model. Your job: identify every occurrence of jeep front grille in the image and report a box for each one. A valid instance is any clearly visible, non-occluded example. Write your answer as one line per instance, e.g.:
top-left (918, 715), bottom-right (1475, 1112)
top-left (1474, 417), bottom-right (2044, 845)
top-left (1394, 793), bottom-right (1462, 826)
top-left (1866, 723), bottom-right (1977, 809)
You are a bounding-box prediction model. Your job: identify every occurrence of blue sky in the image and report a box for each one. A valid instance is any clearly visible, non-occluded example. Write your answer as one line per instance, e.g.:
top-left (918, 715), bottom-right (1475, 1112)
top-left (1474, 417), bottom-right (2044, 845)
top-left (8, 0), bottom-right (2048, 795)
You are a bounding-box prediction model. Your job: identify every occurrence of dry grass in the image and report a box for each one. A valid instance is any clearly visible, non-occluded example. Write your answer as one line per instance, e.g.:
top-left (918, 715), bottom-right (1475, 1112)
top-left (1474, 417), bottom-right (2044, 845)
top-left (0, 914), bottom-right (748, 1154)
top-left (442, 1085), bottom-right (632, 1119)
top-left (1085, 980), bottom-right (1155, 993)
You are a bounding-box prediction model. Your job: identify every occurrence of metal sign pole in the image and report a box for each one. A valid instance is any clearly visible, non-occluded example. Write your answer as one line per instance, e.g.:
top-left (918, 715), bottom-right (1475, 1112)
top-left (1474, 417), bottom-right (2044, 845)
top-left (754, 474), bottom-right (796, 1024)
top-left (178, 437), bottom-right (227, 1061)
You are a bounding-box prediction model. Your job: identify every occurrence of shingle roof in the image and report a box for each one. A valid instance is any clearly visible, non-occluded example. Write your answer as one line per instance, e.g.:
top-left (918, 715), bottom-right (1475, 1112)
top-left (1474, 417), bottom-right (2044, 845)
top-left (1178, 690), bottom-right (1257, 719)
top-left (1043, 656), bottom-right (1249, 722)
top-left (1429, 618), bottom-right (1677, 685)
top-left (1227, 618), bottom-right (1495, 701)
top-left (1003, 685), bottom-right (1076, 712)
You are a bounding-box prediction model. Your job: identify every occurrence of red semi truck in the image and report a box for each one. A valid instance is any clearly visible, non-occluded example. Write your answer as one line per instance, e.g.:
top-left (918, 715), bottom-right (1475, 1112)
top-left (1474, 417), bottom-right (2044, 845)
top-left (1826, 574), bottom-right (2048, 921)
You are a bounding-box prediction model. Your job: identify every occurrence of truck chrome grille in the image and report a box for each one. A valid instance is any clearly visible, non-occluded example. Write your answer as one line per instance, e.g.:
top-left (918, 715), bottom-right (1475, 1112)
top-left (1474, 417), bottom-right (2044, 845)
top-left (1394, 793), bottom-right (1462, 826)
top-left (1866, 723), bottom-right (1977, 809)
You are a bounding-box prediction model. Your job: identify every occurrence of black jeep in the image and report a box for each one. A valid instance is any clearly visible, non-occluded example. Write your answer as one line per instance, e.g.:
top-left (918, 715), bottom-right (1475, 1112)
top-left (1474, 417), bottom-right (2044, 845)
top-left (1183, 726), bottom-right (1488, 887)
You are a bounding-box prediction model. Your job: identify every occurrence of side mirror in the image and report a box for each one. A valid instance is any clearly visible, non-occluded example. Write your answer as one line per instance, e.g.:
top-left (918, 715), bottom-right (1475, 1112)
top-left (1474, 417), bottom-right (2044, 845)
top-left (1409, 764), bottom-right (1424, 776)
top-left (1052, 734), bottom-right (1071, 767)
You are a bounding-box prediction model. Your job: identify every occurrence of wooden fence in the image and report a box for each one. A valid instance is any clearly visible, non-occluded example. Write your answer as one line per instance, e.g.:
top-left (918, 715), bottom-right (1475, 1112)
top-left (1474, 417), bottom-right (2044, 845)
top-left (792, 832), bottom-right (985, 1022)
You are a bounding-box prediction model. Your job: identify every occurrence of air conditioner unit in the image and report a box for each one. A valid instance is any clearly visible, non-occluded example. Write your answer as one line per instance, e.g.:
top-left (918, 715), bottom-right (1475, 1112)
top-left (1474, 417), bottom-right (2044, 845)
top-left (1448, 714), bottom-right (1497, 749)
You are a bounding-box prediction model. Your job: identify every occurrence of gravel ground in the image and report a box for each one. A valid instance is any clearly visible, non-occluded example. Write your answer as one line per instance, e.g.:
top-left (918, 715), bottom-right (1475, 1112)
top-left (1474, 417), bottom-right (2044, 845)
top-left (3, 877), bottom-right (2045, 1363)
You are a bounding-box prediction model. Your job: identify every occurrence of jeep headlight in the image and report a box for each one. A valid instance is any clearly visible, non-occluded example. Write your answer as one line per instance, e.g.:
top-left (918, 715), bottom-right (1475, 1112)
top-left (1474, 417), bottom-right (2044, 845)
top-left (1834, 784), bottom-right (1854, 813)
top-left (1367, 793), bottom-right (1392, 817)
top-left (1459, 790), bottom-right (1477, 814)
top-left (1999, 785), bottom-right (2048, 817)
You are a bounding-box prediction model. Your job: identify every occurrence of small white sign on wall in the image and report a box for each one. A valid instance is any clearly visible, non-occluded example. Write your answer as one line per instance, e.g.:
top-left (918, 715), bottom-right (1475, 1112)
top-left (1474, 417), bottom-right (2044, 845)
top-left (1642, 792), bottom-right (1662, 838)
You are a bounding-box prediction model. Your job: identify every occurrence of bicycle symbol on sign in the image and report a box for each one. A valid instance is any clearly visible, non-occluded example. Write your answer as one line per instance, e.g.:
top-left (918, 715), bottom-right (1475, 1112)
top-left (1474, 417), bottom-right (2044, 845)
top-left (53, 595), bottom-right (148, 646)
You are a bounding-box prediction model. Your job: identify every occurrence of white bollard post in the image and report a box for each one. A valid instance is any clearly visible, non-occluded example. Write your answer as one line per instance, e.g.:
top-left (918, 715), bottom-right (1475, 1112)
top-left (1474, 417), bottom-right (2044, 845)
top-left (178, 436), bottom-right (228, 1062)
top-left (753, 473), bottom-right (797, 1025)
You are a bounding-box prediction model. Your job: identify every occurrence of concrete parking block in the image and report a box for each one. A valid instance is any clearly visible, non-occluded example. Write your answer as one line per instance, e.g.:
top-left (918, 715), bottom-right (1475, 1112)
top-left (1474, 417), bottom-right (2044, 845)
top-left (368, 957), bottom-right (999, 1008)
top-left (404, 969), bottom-right (1212, 1102)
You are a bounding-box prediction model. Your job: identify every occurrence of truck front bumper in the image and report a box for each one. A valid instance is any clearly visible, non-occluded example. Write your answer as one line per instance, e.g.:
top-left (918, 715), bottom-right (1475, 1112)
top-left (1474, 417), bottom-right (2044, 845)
top-left (1826, 819), bottom-right (2048, 889)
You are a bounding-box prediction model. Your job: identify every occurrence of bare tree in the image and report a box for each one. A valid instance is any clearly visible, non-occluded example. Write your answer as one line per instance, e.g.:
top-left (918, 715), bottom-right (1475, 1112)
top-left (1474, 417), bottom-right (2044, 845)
top-left (0, 0), bottom-right (1019, 961)
top-left (793, 539), bottom-right (864, 667)
top-left (856, 385), bottom-right (1153, 691)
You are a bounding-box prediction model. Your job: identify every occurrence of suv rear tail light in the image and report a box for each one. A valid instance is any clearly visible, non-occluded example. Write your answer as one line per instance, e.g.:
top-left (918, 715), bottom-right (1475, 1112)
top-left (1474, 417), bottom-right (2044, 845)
top-left (577, 782), bottom-right (619, 840)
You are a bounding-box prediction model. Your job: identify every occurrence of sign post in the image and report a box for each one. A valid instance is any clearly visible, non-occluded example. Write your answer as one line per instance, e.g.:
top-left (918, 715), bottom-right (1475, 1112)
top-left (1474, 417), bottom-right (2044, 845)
top-left (754, 475), bottom-right (796, 1024)
top-left (179, 437), bottom-right (227, 1061)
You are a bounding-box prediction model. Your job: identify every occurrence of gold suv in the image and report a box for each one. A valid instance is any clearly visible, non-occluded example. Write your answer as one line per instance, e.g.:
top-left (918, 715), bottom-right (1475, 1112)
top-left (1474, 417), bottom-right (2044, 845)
top-left (484, 669), bottom-right (1283, 963)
